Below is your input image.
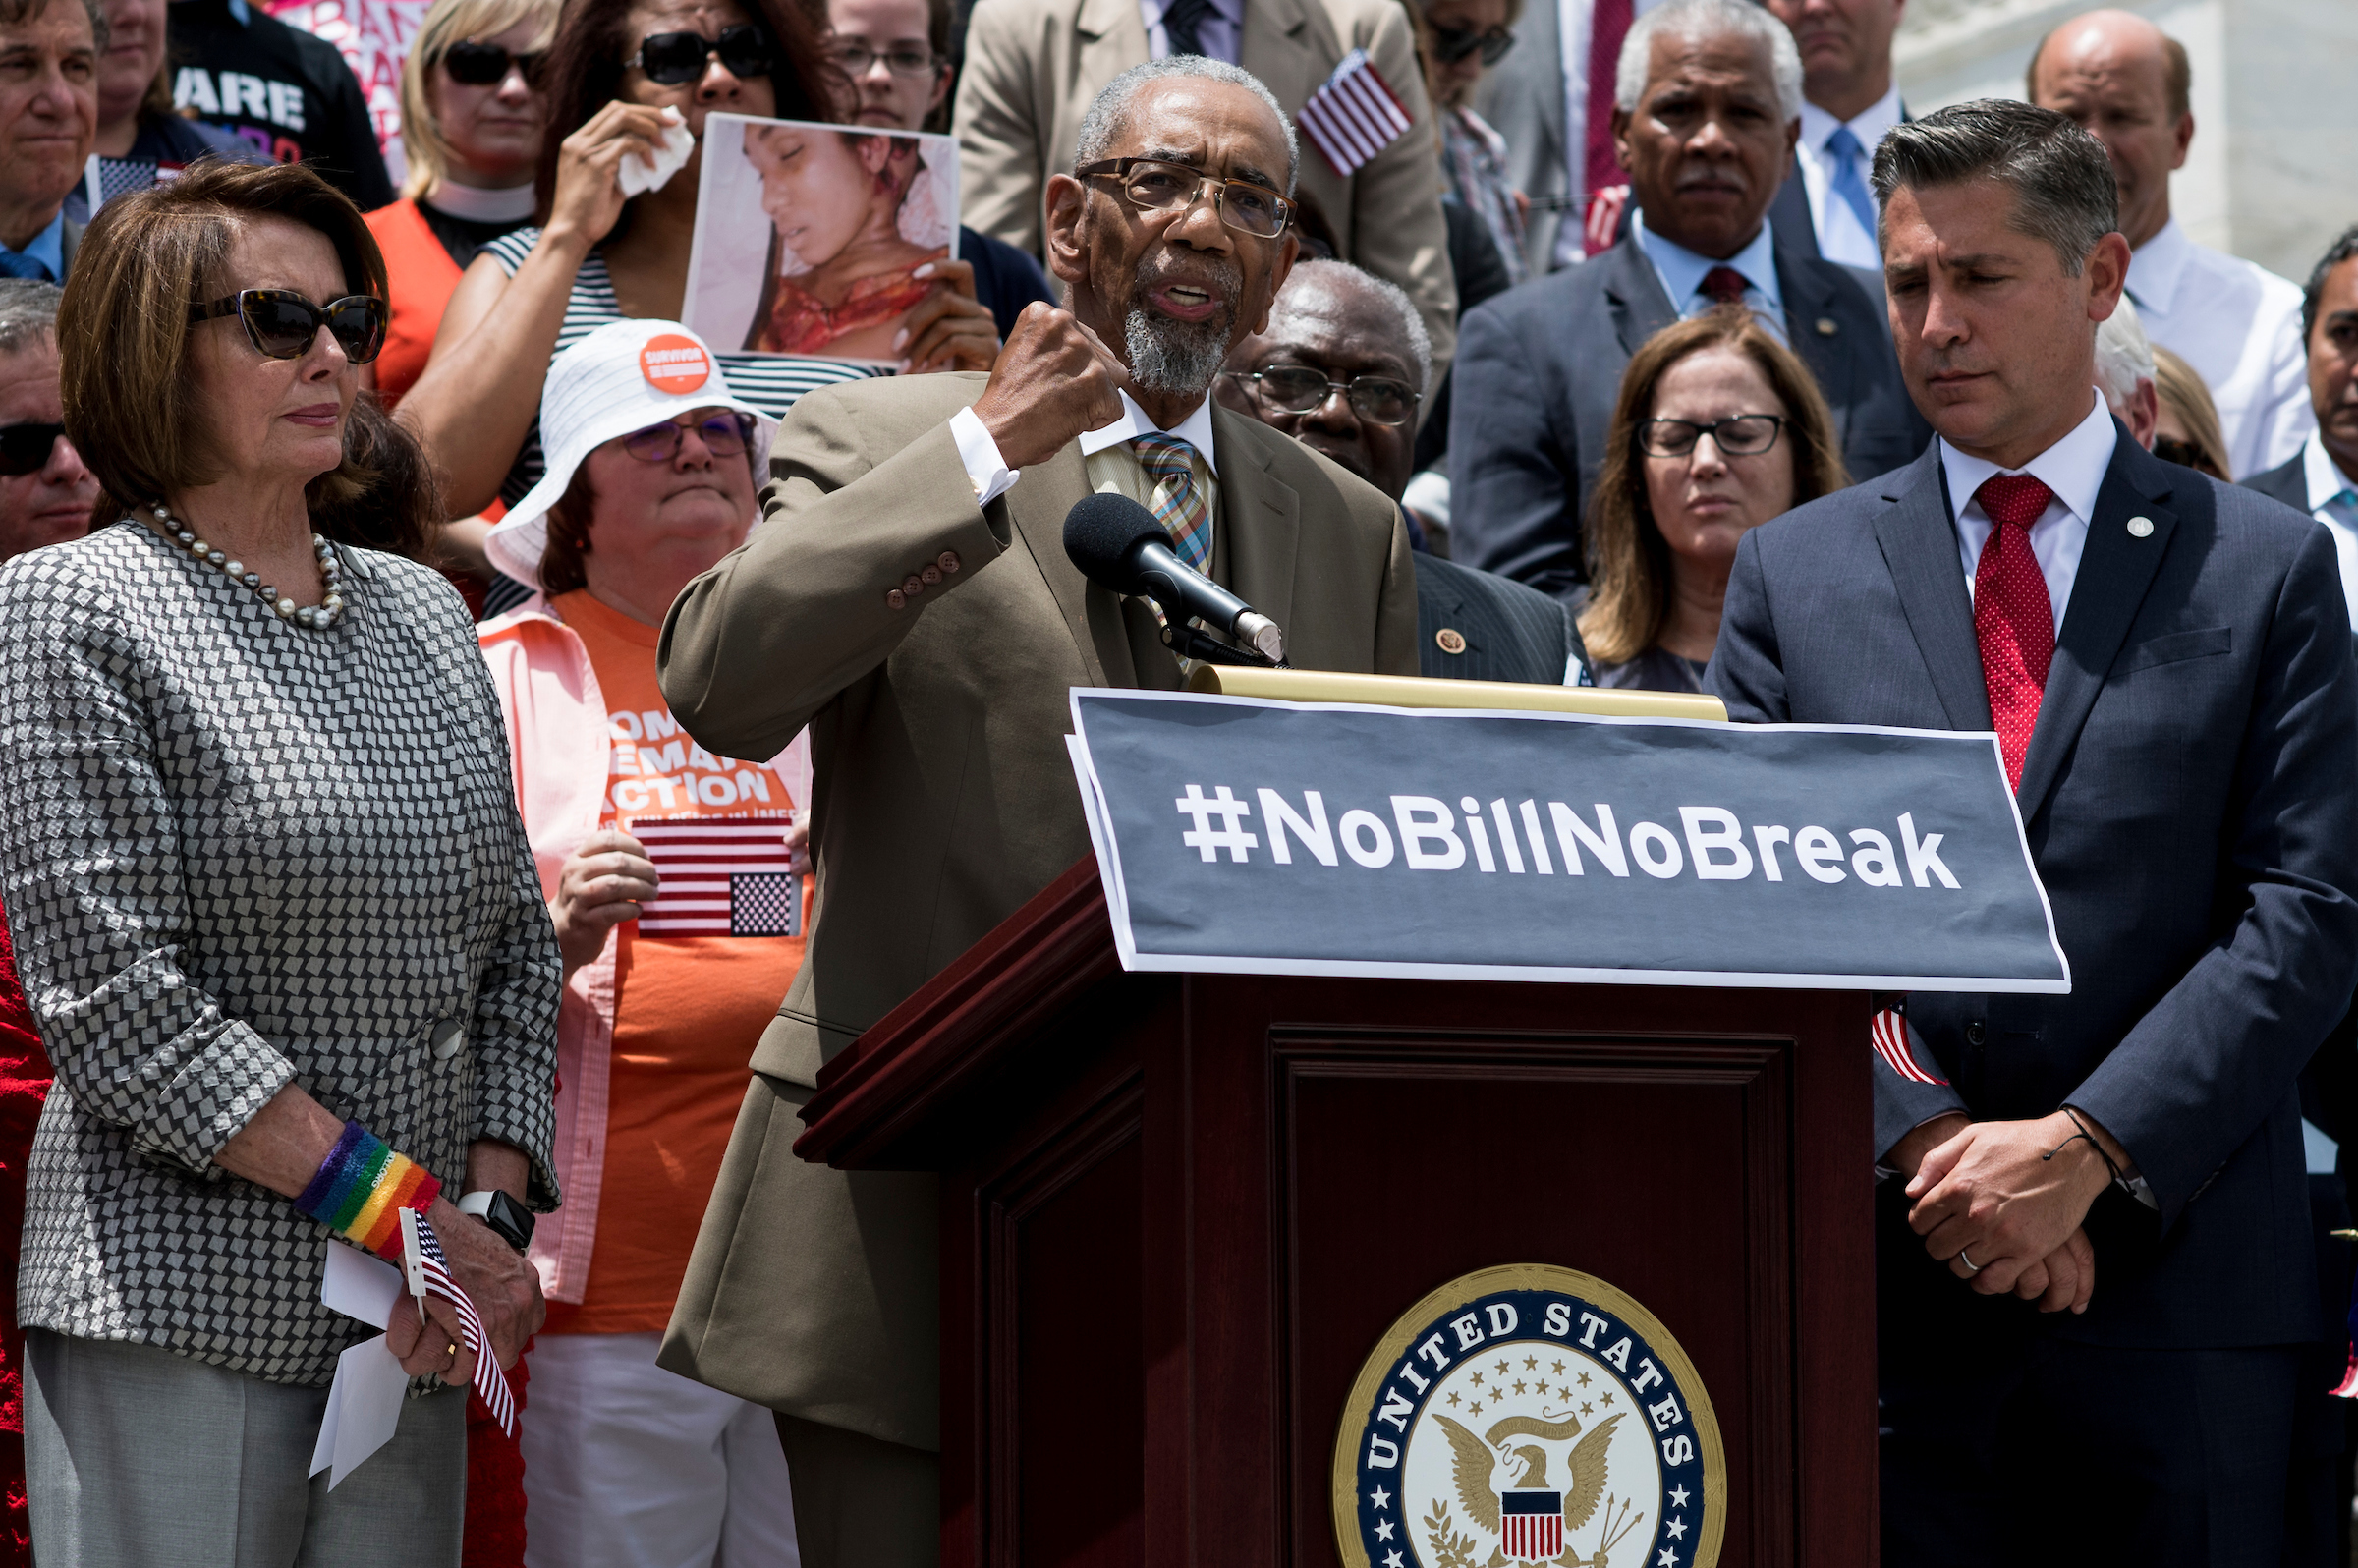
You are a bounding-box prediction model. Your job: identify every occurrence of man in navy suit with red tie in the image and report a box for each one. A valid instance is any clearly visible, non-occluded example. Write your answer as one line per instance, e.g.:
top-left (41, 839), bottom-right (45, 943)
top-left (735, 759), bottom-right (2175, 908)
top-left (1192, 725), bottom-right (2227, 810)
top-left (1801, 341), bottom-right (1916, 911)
top-left (1710, 100), bottom-right (2358, 1563)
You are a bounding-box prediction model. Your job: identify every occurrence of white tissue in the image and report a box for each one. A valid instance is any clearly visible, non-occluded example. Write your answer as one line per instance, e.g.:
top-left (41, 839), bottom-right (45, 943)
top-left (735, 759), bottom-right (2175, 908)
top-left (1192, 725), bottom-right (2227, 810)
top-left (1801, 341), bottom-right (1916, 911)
top-left (309, 1245), bottom-right (413, 1489)
top-left (619, 106), bottom-right (695, 197)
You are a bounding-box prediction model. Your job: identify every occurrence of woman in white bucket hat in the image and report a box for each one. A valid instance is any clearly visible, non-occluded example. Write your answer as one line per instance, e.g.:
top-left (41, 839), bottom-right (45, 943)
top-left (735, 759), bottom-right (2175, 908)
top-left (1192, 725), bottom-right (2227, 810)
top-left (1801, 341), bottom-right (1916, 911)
top-left (477, 319), bottom-right (811, 1568)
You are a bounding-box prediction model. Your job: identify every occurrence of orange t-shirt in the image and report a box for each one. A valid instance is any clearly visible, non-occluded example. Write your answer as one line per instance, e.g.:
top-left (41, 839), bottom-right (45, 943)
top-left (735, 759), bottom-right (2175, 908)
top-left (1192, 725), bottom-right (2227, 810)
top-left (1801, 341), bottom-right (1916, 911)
top-left (544, 590), bottom-right (809, 1334)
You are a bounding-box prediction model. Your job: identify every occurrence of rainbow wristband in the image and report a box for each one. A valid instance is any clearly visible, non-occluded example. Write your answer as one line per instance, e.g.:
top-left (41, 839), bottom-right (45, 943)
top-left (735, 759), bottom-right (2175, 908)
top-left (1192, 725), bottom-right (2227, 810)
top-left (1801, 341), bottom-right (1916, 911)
top-left (295, 1121), bottom-right (441, 1263)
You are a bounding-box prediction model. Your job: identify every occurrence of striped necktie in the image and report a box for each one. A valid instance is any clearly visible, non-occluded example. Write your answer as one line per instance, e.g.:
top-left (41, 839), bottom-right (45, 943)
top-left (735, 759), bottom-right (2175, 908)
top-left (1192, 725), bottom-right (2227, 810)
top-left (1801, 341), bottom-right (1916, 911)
top-left (1131, 434), bottom-right (1212, 574)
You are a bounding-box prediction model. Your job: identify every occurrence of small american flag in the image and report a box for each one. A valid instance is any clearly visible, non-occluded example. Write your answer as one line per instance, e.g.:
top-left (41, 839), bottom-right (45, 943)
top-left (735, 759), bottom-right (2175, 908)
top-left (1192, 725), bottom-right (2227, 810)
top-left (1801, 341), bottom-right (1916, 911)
top-left (1499, 1490), bottom-right (1563, 1561)
top-left (1870, 1007), bottom-right (1945, 1085)
top-left (411, 1215), bottom-right (517, 1437)
top-left (1295, 49), bottom-right (1411, 179)
top-left (632, 813), bottom-right (801, 939)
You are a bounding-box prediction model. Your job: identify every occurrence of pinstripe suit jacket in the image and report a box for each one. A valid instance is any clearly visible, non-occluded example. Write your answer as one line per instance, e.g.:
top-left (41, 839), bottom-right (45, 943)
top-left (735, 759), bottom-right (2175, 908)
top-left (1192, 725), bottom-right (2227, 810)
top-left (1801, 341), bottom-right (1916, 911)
top-left (1413, 552), bottom-right (1585, 684)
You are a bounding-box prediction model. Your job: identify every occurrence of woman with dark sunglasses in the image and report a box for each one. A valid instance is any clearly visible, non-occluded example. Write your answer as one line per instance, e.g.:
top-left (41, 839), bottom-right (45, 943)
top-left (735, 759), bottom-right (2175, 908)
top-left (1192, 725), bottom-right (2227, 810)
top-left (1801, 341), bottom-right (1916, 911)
top-left (365, 0), bottom-right (561, 412)
top-left (404, 0), bottom-right (909, 618)
top-left (474, 319), bottom-right (806, 1568)
top-left (0, 160), bottom-right (557, 1566)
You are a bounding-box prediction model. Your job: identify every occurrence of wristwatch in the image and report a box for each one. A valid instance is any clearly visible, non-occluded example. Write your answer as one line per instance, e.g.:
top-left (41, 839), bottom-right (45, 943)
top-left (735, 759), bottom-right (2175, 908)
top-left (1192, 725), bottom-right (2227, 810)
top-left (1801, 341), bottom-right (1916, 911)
top-left (458, 1189), bottom-right (535, 1253)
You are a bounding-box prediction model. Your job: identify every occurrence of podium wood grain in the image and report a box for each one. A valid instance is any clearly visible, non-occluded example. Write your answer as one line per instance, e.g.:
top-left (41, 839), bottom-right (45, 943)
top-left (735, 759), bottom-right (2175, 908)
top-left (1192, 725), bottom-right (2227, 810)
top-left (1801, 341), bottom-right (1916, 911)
top-left (797, 857), bottom-right (1880, 1567)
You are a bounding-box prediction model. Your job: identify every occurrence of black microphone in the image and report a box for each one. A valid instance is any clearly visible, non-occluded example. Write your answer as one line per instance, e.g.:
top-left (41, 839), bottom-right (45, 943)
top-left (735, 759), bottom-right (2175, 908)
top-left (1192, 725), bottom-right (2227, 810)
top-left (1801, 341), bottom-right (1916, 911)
top-left (1062, 492), bottom-right (1287, 665)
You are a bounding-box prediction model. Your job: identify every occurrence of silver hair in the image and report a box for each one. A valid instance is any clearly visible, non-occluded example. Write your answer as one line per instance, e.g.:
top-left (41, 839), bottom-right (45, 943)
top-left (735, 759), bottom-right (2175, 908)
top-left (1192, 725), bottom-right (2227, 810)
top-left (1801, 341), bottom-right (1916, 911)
top-left (1871, 100), bottom-right (2119, 277)
top-left (1274, 258), bottom-right (1433, 393)
top-left (0, 279), bottom-right (61, 357)
top-left (1615, 0), bottom-right (1803, 123)
top-left (1073, 56), bottom-right (1301, 195)
top-left (1125, 308), bottom-right (1233, 397)
top-left (2093, 294), bottom-right (2155, 408)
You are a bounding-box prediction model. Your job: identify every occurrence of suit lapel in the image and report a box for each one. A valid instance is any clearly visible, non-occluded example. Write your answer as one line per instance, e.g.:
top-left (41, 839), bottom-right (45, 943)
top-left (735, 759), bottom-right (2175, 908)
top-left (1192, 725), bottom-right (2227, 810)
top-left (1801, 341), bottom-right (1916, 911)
top-left (1002, 441), bottom-right (1137, 688)
top-left (1775, 250), bottom-right (1854, 405)
top-left (1076, 0), bottom-right (1149, 117)
top-left (1872, 449), bottom-right (1993, 731)
top-left (1238, 0), bottom-right (1327, 107)
top-left (1214, 408), bottom-right (1301, 641)
top-left (1600, 234), bottom-right (1677, 356)
top-left (2013, 439), bottom-right (2178, 822)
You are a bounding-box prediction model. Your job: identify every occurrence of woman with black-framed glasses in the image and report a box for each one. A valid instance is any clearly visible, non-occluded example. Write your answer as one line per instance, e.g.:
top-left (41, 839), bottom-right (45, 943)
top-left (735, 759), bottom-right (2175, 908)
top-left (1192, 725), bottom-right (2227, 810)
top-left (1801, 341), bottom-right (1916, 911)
top-left (403, 0), bottom-right (893, 623)
top-left (472, 319), bottom-right (807, 1568)
top-left (1579, 307), bottom-right (1850, 693)
top-left (2, 159), bottom-right (558, 1568)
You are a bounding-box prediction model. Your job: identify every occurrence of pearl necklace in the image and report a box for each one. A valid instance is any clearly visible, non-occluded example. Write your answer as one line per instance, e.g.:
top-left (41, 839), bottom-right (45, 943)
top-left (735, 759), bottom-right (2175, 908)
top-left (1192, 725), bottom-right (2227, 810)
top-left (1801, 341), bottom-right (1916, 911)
top-left (143, 503), bottom-right (347, 630)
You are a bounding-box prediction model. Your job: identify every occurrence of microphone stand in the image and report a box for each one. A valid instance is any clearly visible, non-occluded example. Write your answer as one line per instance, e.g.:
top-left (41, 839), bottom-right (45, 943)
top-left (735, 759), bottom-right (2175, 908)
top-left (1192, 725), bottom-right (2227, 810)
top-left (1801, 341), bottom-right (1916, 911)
top-left (1159, 618), bottom-right (1289, 670)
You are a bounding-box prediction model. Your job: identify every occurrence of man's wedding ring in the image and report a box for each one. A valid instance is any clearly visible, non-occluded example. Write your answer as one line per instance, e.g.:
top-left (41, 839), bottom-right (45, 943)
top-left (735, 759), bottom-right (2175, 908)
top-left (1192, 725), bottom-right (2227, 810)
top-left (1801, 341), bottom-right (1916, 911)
top-left (1957, 1248), bottom-right (1980, 1274)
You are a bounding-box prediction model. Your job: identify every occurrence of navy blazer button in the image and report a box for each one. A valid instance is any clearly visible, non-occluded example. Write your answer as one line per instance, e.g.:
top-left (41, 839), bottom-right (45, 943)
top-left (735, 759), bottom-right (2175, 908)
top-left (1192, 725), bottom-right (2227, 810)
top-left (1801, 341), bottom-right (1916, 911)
top-left (1965, 1021), bottom-right (1986, 1045)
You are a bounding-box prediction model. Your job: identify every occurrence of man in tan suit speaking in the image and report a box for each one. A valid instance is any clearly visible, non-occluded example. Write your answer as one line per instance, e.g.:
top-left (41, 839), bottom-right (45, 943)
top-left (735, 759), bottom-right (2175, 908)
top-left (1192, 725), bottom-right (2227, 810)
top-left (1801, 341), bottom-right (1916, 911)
top-left (655, 57), bottom-right (1418, 1567)
top-left (954, 0), bottom-right (1459, 376)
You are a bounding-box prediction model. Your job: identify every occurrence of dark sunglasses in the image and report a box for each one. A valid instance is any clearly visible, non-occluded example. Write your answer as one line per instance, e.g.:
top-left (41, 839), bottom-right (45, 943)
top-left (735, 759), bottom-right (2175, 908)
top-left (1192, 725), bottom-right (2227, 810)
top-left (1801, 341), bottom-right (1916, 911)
top-left (440, 39), bottom-right (548, 86)
top-left (1428, 21), bottom-right (1514, 66)
top-left (619, 411), bottom-right (756, 462)
top-left (0, 421), bottom-right (64, 476)
top-left (627, 24), bottom-right (772, 85)
top-left (189, 289), bottom-right (388, 364)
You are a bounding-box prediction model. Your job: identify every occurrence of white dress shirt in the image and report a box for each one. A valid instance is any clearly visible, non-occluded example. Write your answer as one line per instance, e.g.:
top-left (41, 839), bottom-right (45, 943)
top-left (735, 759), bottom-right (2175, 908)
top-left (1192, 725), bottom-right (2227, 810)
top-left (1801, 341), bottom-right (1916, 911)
top-left (1791, 86), bottom-right (1902, 271)
top-left (949, 391), bottom-right (1221, 517)
top-left (1633, 210), bottom-right (1786, 343)
top-left (1940, 391), bottom-right (2118, 636)
top-left (1549, 0), bottom-right (1671, 269)
top-left (2126, 217), bottom-right (2314, 480)
top-left (1140, 0), bottom-right (1241, 63)
top-left (2299, 430), bottom-right (2358, 628)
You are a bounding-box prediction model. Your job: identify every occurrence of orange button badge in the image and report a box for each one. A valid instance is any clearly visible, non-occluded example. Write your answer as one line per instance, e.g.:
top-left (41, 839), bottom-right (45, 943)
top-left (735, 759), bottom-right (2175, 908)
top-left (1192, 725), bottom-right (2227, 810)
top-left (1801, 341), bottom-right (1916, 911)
top-left (640, 334), bottom-right (712, 394)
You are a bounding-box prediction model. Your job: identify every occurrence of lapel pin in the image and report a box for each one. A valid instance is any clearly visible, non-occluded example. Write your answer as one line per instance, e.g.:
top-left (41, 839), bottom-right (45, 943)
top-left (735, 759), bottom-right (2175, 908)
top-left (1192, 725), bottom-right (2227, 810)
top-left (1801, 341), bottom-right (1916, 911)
top-left (2127, 516), bottom-right (2155, 537)
top-left (1815, 317), bottom-right (1838, 336)
top-left (1434, 628), bottom-right (1467, 655)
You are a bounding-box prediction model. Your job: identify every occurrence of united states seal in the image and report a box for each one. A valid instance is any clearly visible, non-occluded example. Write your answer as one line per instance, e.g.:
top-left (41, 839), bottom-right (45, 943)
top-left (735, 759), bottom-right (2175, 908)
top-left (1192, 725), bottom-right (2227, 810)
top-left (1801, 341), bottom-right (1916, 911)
top-left (1331, 1264), bottom-right (1725, 1568)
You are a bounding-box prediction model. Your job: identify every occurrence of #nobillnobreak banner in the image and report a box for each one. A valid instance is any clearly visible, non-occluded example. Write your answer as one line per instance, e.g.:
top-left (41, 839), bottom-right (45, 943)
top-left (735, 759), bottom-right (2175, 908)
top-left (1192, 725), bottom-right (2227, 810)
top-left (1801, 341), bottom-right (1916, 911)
top-left (1065, 690), bottom-right (2069, 993)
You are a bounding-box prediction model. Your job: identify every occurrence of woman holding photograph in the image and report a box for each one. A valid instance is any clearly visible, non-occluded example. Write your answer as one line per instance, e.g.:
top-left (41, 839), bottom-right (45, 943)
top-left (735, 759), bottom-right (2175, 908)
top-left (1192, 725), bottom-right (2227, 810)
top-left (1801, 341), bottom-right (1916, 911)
top-left (741, 124), bottom-right (945, 359)
top-left (400, 0), bottom-right (1001, 578)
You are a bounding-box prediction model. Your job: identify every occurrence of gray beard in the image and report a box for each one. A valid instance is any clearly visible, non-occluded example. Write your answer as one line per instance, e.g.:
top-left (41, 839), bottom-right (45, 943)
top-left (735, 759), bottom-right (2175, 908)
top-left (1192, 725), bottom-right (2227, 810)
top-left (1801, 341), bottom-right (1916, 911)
top-left (1124, 308), bottom-right (1232, 399)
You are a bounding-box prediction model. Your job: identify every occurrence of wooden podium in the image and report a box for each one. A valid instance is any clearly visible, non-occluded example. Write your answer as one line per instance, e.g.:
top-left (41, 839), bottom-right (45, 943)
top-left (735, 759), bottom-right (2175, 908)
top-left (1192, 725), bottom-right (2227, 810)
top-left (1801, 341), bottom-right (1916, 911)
top-left (794, 855), bottom-right (1881, 1568)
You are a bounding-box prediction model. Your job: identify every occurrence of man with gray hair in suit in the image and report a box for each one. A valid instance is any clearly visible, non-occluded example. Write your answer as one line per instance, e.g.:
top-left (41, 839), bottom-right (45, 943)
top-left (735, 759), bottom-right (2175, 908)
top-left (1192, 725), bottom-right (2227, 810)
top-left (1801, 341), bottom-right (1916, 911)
top-left (1449, 0), bottom-right (1924, 601)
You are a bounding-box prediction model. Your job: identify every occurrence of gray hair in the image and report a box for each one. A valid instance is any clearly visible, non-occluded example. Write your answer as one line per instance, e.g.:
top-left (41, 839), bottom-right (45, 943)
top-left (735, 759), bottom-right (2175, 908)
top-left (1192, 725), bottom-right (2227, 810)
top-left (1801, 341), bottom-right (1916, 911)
top-left (1871, 100), bottom-right (2119, 277)
top-left (2093, 294), bottom-right (2154, 407)
top-left (1274, 258), bottom-right (1433, 393)
top-left (0, 279), bottom-right (61, 356)
top-left (1615, 0), bottom-right (1802, 123)
top-left (1073, 56), bottom-right (1300, 196)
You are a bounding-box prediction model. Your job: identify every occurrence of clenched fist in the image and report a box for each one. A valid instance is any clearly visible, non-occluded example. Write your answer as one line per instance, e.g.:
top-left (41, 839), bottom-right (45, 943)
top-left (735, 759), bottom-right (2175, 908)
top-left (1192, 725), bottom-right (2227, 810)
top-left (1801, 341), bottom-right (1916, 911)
top-left (969, 304), bottom-right (1128, 470)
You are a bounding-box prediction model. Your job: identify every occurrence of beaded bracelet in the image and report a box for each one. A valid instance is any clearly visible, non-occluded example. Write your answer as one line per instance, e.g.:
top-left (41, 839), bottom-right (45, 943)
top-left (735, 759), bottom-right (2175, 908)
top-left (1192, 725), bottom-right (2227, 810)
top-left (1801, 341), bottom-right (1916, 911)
top-left (296, 1121), bottom-right (442, 1263)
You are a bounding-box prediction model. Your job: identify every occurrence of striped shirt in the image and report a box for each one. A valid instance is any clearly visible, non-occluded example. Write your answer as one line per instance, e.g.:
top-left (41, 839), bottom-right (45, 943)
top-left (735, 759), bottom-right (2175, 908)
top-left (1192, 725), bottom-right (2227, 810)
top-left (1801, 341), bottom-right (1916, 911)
top-left (477, 228), bottom-right (882, 510)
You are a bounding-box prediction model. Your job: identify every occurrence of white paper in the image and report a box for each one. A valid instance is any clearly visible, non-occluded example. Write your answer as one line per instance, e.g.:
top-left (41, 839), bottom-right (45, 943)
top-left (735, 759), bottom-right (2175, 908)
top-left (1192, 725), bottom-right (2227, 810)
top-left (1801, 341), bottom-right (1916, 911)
top-left (312, 1244), bottom-right (413, 1488)
top-left (322, 1242), bottom-right (402, 1328)
top-left (618, 106), bottom-right (694, 197)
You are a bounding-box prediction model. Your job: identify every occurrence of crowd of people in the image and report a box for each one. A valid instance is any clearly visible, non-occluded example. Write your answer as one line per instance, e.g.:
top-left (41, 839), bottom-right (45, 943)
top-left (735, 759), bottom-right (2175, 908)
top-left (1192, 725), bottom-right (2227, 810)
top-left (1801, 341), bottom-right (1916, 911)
top-left (0, 0), bottom-right (2348, 1562)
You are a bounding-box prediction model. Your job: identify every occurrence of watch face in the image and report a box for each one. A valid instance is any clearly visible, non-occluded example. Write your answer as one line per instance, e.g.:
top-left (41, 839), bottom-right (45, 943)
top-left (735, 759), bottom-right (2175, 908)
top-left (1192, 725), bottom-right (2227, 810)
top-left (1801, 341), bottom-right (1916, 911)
top-left (486, 1191), bottom-right (535, 1251)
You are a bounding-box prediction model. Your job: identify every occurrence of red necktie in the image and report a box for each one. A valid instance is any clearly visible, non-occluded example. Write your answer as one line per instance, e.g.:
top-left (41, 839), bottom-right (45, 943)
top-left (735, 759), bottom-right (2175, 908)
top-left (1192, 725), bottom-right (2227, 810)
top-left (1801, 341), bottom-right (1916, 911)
top-left (1584, 0), bottom-right (1633, 198)
top-left (1700, 266), bottom-right (1749, 306)
top-left (1972, 474), bottom-right (2057, 792)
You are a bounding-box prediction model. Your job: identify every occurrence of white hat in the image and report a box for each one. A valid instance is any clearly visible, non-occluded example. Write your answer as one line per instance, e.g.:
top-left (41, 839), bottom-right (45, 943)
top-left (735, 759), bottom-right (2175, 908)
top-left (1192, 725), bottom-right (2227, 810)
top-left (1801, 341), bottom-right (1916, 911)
top-left (485, 319), bottom-right (779, 589)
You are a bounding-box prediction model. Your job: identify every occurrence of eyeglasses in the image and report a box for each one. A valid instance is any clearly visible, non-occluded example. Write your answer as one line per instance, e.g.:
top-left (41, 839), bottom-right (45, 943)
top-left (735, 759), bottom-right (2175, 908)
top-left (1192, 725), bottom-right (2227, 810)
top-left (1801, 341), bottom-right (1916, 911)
top-left (618, 411), bottom-right (756, 462)
top-left (1074, 157), bottom-right (1293, 239)
top-left (440, 39), bottom-right (547, 86)
top-left (1226, 366), bottom-right (1420, 426)
top-left (1428, 21), bottom-right (1514, 66)
top-left (627, 25), bottom-right (772, 85)
top-left (189, 289), bottom-right (388, 364)
top-left (831, 41), bottom-right (940, 77)
top-left (0, 421), bottom-right (64, 476)
top-left (1637, 414), bottom-right (1785, 458)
